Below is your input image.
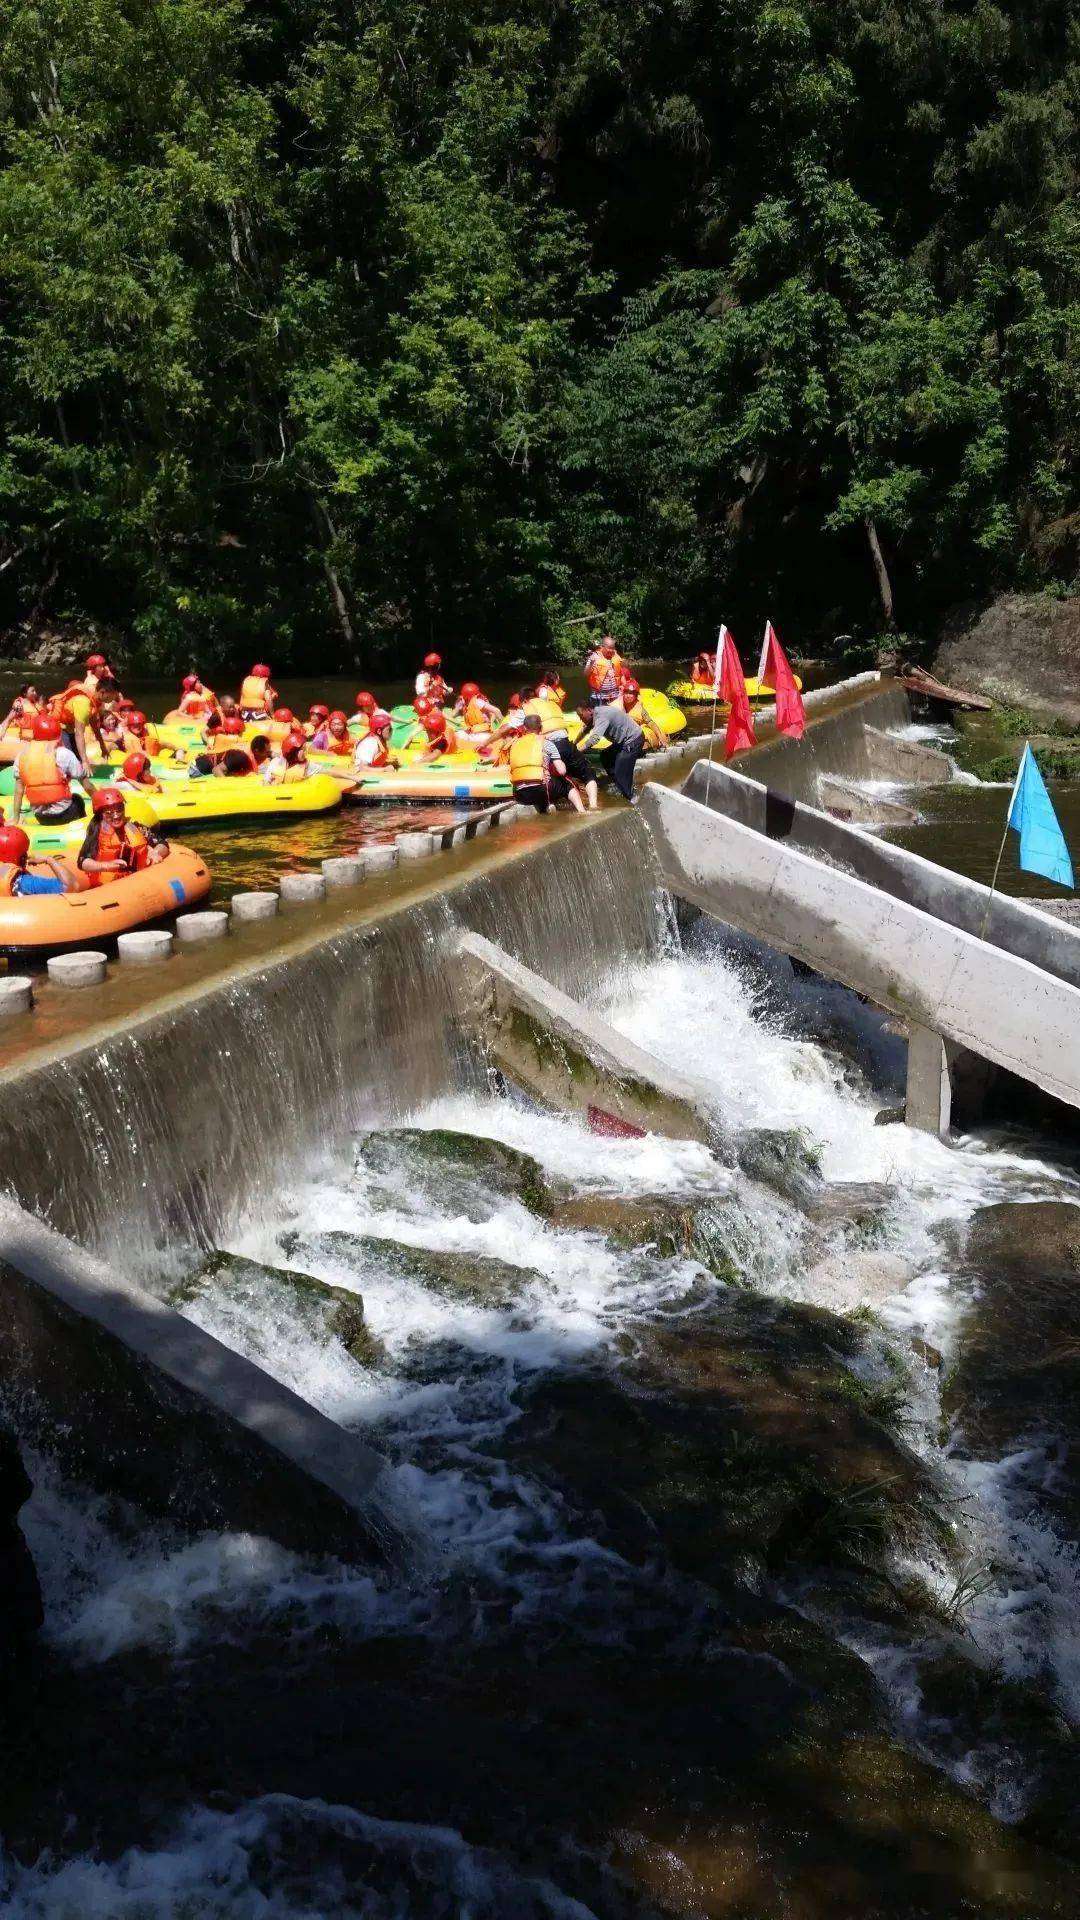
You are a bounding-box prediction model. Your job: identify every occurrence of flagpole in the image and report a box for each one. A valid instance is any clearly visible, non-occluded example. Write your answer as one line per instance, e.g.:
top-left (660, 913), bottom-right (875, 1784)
top-left (704, 626), bottom-right (724, 801)
top-left (979, 817), bottom-right (1011, 940)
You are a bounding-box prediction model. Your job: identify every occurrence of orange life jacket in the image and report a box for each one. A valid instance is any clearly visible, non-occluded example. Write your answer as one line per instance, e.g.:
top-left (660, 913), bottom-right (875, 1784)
top-left (48, 682), bottom-right (98, 731)
top-left (179, 691), bottom-right (215, 719)
top-left (585, 651), bottom-right (621, 697)
top-left (239, 675), bottom-right (271, 713)
top-left (426, 722), bottom-right (457, 756)
top-left (509, 731), bottom-right (545, 786)
top-left (265, 719), bottom-right (294, 744)
top-left (18, 740), bottom-right (71, 807)
top-left (85, 819), bottom-right (150, 886)
top-left (463, 696), bottom-right (492, 731)
top-left (322, 733), bottom-right (352, 757)
top-left (15, 699), bottom-right (40, 740)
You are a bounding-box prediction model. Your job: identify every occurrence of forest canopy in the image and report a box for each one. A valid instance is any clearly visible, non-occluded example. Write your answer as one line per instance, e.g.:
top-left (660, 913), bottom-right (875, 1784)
top-left (0, 0), bottom-right (1077, 668)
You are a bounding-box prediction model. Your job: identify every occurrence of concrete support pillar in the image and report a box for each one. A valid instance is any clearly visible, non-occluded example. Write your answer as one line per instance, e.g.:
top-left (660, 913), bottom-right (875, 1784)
top-left (906, 1024), bottom-right (952, 1137)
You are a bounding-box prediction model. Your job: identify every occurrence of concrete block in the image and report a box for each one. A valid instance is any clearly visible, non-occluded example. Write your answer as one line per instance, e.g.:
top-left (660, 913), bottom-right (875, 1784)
top-left (321, 856), bottom-right (364, 889)
top-left (446, 824), bottom-right (467, 848)
top-left (117, 930), bottom-right (174, 965)
top-left (906, 1025), bottom-right (951, 1138)
top-left (176, 910), bottom-right (229, 943)
top-left (231, 890), bottom-right (279, 922)
top-left (0, 977), bottom-right (33, 1017)
top-left (363, 845), bottom-right (398, 875)
top-left (47, 951), bottom-right (107, 988)
top-left (396, 831), bottom-right (435, 859)
top-left (473, 814), bottom-right (491, 836)
top-left (279, 871), bottom-right (326, 904)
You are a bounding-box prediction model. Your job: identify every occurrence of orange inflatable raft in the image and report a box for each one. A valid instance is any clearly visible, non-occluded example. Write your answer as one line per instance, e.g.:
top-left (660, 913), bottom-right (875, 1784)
top-left (0, 844), bottom-right (211, 951)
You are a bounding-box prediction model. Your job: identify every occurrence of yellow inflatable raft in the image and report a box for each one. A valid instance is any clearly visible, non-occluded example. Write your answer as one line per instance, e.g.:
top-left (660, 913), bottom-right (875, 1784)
top-left (667, 675), bottom-right (803, 707)
top-left (0, 845), bottom-right (211, 952)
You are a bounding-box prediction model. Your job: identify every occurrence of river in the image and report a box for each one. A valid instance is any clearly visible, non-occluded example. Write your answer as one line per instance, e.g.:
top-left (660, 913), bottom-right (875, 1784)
top-left (2, 693), bottom-right (1080, 1914)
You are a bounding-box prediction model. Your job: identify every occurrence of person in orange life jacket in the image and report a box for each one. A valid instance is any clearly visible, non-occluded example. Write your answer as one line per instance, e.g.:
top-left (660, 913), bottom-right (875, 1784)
top-left (46, 680), bottom-right (100, 773)
top-left (453, 681), bottom-right (501, 735)
top-left (265, 706), bottom-right (297, 745)
top-left (125, 710), bottom-right (162, 757)
top-left (415, 710), bottom-right (459, 762)
top-left (621, 679), bottom-right (668, 750)
top-left (479, 700), bottom-right (527, 764)
top-left (262, 730), bottom-right (312, 784)
top-left (305, 702), bottom-right (331, 739)
top-left (584, 634), bottom-right (624, 708)
top-left (190, 713), bottom-right (247, 777)
top-left (508, 714), bottom-right (583, 815)
top-left (117, 752), bottom-right (162, 794)
top-left (77, 787), bottom-right (167, 885)
top-left (310, 709), bottom-right (352, 755)
top-left (0, 823), bottom-right (81, 897)
top-left (353, 691), bottom-right (378, 731)
top-left (415, 652), bottom-right (453, 705)
top-left (239, 663), bottom-right (276, 720)
top-left (0, 685), bottom-right (42, 744)
top-left (352, 711), bottom-right (395, 770)
top-left (691, 650), bottom-right (715, 686)
top-left (12, 715), bottom-right (97, 826)
top-left (575, 700), bottom-right (643, 801)
top-left (176, 672), bottom-right (217, 720)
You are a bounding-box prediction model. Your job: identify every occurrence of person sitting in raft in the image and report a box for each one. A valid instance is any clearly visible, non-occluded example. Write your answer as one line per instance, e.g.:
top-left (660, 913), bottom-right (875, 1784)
top-left (453, 682), bottom-right (501, 738)
top-left (177, 673), bottom-right (217, 720)
top-left (262, 730), bottom-right (312, 785)
top-left (575, 699), bottom-right (644, 802)
top-left (352, 710), bottom-right (395, 771)
top-left (0, 823), bottom-right (82, 896)
top-left (415, 652), bottom-right (452, 705)
top-left (117, 751), bottom-right (163, 795)
top-left (266, 706), bottom-right (298, 745)
top-left (691, 650), bottom-right (715, 687)
top-left (0, 686), bottom-right (42, 745)
top-left (77, 787), bottom-right (167, 885)
top-left (124, 709), bottom-right (162, 758)
top-left (238, 662), bottom-right (276, 721)
top-left (353, 690), bottom-right (378, 729)
top-left (509, 714), bottom-right (584, 816)
top-left (583, 634), bottom-right (624, 709)
top-left (12, 715), bottom-right (98, 826)
top-left (310, 709), bottom-right (353, 756)
top-left (306, 702), bottom-right (330, 739)
top-left (415, 709), bottom-right (459, 762)
top-left (621, 678), bottom-right (669, 751)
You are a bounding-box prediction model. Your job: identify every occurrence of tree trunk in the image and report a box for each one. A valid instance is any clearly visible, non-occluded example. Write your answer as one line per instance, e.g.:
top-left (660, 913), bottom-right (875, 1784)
top-left (865, 516), bottom-right (895, 629)
top-left (309, 495), bottom-right (359, 662)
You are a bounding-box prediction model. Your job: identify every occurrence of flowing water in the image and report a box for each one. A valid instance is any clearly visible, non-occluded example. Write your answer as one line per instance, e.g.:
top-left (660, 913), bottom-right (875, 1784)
top-left (5, 856), bottom-right (1080, 1915)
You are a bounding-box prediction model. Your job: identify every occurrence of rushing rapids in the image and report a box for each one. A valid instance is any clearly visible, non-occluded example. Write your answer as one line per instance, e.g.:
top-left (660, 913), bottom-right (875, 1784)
top-left (4, 876), bottom-right (1080, 1914)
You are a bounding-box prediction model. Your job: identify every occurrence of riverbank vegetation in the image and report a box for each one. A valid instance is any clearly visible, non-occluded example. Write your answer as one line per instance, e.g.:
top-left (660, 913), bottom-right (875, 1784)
top-left (1, 0), bottom-right (1077, 670)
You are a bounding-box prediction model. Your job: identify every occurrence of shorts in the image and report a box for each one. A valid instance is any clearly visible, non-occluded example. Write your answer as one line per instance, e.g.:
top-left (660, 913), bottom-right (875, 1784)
top-left (551, 738), bottom-right (593, 782)
top-left (512, 782), bottom-right (550, 814)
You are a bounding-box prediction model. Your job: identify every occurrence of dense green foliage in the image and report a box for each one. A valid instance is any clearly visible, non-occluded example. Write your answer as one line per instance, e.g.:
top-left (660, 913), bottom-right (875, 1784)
top-left (0, 0), bottom-right (1077, 668)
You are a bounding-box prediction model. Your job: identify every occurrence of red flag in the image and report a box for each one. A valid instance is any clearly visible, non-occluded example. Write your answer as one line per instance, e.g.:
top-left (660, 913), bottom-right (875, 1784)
top-left (719, 629), bottom-right (757, 759)
top-left (758, 620), bottom-right (805, 741)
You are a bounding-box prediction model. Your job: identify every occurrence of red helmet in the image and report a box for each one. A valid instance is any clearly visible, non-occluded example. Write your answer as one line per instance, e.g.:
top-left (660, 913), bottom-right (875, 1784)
top-left (272, 707), bottom-right (294, 724)
top-left (282, 730), bottom-right (306, 758)
top-left (251, 663), bottom-right (271, 678)
top-left (423, 653), bottom-right (441, 669)
top-left (371, 712), bottom-right (392, 734)
top-left (127, 710), bottom-right (147, 730)
top-left (622, 677), bottom-right (640, 696)
top-left (122, 752), bottom-right (151, 782)
top-left (414, 696), bottom-right (434, 717)
top-left (421, 712), bottom-right (444, 735)
top-left (355, 691), bottom-right (376, 714)
top-left (309, 703), bottom-right (330, 720)
top-left (86, 653), bottom-right (108, 671)
top-left (460, 681), bottom-right (480, 701)
top-left (0, 824), bottom-right (30, 865)
top-left (182, 674), bottom-right (200, 691)
top-left (92, 785), bottom-right (125, 813)
top-left (508, 693), bottom-right (523, 710)
top-left (329, 709), bottom-right (347, 726)
top-left (221, 715), bottom-right (246, 736)
top-left (33, 714), bottom-right (62, 741)
top-left (116, 696), bottom-right (136, 712)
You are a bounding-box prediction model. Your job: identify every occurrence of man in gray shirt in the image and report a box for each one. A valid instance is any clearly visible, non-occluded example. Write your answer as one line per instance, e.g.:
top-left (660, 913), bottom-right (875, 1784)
top-left (575, 702), bottom-right (643, 801)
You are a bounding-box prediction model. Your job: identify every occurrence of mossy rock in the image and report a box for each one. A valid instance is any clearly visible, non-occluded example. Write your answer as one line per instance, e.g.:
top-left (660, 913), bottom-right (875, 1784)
top-left (171, 1249), bottom-right (383, 1367)
top-left (543, 1192), bottom-right (742, 1284)
top-left (357, 1127), bottom-right (553, 1217)
top-left (736, 1127), bottom-right (825, 1209)
top-left (281, 1228), bottom-right (535, 1308)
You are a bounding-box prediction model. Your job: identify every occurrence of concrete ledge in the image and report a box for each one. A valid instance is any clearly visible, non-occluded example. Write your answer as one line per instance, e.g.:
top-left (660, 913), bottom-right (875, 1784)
top-left (642, 781), bottom-right (1080, 1115)
top-left (456, 929), bottom-right (719, 1144)
top-left (0, 1201), bottom-right (408, 1564)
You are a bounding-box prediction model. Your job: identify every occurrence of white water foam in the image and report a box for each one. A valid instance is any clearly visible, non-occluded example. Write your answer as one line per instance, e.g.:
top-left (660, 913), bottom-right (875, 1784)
top-left (0, 1794), bottom-right (600, 1918)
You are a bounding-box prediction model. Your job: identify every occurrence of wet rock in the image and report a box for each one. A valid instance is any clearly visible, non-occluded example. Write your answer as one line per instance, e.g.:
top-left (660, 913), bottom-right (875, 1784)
top-left (282, 1229), bottom-right (535, 1309)
top-left (357, 1127), bottom-right (553, 1218)
top-left (736, 1127), bottom-right (825, 1209)
top-left (910, 1335), bottom-right (943, 1371)
top-left (173, 1250), bottom-right (383, 1367)
top-left (806, 1182), bottom-right (894, 1232)
top-left (544, 1193), bottom-right (741, 1283)
top-left (802, 1250), bottom-right (914, 1311)
top-left (0, 1420), bottom-right (42, 1644)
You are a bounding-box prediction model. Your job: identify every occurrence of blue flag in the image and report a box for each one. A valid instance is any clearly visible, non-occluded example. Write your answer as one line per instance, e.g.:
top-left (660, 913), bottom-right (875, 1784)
top-left (1008, 743), bottom-right (1074, 889)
